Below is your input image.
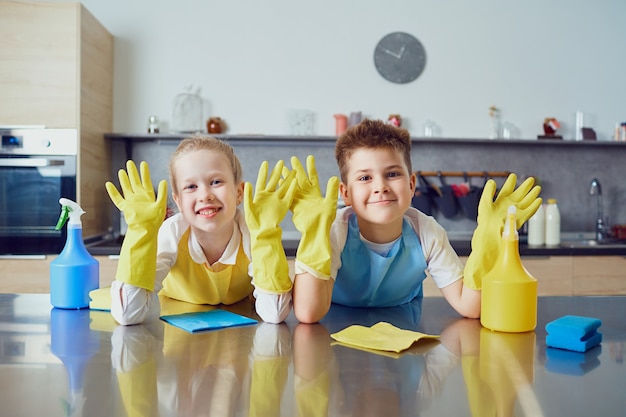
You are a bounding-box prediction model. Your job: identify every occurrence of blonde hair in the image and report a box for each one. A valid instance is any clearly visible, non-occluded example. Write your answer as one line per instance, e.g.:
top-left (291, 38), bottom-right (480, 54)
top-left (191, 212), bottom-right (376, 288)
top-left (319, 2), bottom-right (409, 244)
top-left (169, 135), bottom-right (243, 194)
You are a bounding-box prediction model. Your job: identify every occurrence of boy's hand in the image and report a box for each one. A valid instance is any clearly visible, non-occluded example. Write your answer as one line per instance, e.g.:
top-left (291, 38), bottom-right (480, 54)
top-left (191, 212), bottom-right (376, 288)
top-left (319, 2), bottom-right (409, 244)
top-left (107, 160), bottom-right (167, 291)
top-left (244, 160), bottom-right (297, 293)
top-left (286, 155), bottom-right (339, 279)
top-left (464, 174), bottom-right (542, 289)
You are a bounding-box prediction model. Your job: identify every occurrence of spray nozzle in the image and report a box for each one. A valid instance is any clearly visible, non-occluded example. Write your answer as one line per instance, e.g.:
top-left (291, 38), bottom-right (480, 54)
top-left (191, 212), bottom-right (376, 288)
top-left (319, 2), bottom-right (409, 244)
top-left (502, 205), bottom-right (518, 240)
top-left (55, 198), bottom-right (85, 230)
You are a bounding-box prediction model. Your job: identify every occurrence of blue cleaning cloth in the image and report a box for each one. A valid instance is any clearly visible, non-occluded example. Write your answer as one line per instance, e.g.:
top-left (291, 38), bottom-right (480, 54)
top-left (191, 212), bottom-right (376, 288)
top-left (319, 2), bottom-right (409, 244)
top-left (160, 309), bottom-right (258, 333)
top-left (545, 315), bottom-right (602, 352)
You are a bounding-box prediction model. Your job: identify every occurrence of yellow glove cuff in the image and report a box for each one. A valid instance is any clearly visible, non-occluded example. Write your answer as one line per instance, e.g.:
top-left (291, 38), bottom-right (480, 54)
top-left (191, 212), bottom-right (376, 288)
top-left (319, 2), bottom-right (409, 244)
top-left (116, 224), bottom-right (158, 291)
top-left (463, 223), bottom-right (496, 290)
top-left (250, 227), bottom-right (292, 293)
top-left (295, 224), bottom-right (333, 279)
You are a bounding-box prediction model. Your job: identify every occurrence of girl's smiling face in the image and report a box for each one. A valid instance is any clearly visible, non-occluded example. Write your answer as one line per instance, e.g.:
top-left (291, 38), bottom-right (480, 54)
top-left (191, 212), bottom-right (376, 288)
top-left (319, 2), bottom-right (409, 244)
top-left (172, 149), bottom-right (243, 236)
top-left (339, 147), bottom-right (416, 242)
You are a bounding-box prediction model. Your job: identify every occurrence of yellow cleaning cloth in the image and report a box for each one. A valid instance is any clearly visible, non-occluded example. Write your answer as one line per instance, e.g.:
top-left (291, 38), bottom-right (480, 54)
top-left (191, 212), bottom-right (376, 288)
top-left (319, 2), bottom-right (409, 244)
top-left (330, 322), bottom-right (439, 353)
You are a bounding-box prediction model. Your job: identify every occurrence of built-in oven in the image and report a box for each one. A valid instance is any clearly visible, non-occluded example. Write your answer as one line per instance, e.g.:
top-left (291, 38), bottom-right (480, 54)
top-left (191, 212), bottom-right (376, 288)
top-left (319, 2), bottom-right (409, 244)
top-left (0, 128), bottom-right (77, 256)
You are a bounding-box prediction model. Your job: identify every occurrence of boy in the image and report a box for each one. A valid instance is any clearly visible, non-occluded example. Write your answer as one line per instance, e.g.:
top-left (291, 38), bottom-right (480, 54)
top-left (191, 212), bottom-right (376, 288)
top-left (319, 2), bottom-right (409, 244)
top-left (289, 119), bottom-right (541, 323)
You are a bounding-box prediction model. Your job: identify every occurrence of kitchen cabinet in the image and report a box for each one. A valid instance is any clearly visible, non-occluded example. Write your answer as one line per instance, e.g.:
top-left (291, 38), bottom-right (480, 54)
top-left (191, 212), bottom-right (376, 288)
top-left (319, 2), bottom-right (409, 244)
top-left (423, 256), bottom-right (574, 297)
top-left (523, 256), bottom-right (573, 296)
top-left (425, 255), bottom-right (626, 297)
top-left (0, 256), bottom-right (117, 294)
top-left (0, 1), bottom-right (113, 238)
top-left (572, 256), bottom-right (626, 295)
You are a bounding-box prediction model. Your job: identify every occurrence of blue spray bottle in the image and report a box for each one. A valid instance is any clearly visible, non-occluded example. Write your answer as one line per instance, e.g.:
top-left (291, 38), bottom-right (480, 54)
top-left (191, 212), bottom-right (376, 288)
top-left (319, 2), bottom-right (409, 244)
top-left (50, 198), bottom-right (99, 309)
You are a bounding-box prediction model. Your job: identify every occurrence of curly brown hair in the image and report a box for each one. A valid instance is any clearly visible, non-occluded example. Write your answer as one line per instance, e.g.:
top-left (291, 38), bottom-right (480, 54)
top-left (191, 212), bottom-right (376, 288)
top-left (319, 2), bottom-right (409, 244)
top-left (169, 134), bottom-right (243, 194)
top-left (335, 119), bottom-right (412, 182)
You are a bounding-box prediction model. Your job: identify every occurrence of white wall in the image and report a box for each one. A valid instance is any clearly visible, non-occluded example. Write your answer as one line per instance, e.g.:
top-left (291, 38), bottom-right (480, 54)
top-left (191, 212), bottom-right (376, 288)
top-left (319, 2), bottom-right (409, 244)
top-left (53, 0), bottom-right (626, 138)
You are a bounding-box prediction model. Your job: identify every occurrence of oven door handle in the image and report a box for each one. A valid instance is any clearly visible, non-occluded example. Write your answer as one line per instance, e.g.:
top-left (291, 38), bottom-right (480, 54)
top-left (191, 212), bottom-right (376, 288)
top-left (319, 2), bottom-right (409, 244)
top-left (0, 158), bottom-right (65, 167)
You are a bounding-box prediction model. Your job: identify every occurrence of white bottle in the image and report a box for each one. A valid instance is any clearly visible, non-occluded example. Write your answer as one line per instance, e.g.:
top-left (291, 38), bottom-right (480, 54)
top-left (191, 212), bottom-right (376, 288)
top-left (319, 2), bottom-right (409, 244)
top-left (545, 199), bottom-right (561, 247)
top-left (527, 203), bottom-right (545, 246)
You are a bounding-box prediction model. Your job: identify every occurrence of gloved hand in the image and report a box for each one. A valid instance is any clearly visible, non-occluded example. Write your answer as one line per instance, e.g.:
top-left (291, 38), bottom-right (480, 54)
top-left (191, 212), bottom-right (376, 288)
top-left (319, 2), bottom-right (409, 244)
top-left (106, 160), bottom-right (168, 291)
top-left (244, 160), bottom-right (297, 293)
top-left (286, 156), bottom-right (339, 279)
top-left (89, 286), bottom-right (112, 311)
top-left (463, 174), bottom-right (542, 289)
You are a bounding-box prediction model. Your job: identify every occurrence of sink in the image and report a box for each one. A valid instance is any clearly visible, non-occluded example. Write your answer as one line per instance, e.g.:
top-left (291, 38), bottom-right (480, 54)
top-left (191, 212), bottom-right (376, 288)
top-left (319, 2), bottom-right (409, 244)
top-left (560, 238), bottom-right (626, 249)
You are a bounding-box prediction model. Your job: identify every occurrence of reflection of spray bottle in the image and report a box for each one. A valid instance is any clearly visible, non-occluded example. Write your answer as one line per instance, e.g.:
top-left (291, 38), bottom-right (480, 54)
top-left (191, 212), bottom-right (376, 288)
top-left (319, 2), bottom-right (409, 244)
top-left (478, 329), bottom-right (539, 417)
top-left (51, 308), bottom-right (101, 417)
top-left (481, 205), bottom-right (537, 332)
top-left (50, 198), bottom-right (99, 309)
top-left (461, 327), bottom-right (538, 417)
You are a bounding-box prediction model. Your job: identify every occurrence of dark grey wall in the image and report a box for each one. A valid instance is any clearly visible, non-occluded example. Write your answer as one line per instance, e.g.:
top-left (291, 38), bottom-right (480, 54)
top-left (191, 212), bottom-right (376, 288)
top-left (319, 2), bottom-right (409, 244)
top-left (108, 136), bottom-right (626, 236)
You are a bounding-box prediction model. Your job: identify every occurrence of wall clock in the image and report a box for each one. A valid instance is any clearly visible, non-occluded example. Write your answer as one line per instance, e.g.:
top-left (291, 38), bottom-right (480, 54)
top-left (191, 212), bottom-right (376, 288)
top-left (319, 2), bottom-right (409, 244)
top-left (374, 32), bottom-right (426, 84)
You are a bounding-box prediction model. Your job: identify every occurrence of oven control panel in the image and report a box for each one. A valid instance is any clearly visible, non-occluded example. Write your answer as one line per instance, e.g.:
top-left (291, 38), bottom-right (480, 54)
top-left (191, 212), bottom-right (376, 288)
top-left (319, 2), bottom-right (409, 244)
top-left (0, 129), bottom-right (77, 155)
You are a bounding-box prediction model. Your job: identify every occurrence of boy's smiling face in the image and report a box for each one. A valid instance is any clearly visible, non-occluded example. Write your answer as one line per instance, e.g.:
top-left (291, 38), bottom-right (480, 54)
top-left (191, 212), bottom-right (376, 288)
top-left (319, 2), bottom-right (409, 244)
top-left (339, 147), bottom-right (416, 242)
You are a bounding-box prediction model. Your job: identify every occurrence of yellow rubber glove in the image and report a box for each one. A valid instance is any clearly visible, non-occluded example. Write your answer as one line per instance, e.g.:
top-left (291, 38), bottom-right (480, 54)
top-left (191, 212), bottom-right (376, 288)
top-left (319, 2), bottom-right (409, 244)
top-left (287, 155), bottom-right (339, 279)
top-left (463, 173), bottom-right (542, 289)
top-left (244, 160), bottom-right (297, 294)
top-left (106, 160), bottom-right (168, 291)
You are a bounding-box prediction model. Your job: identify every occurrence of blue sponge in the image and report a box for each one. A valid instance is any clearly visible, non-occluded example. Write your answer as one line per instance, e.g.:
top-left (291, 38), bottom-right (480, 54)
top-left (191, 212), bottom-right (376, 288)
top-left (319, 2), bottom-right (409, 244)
top-left (545, 315), bottom-right (602, 352)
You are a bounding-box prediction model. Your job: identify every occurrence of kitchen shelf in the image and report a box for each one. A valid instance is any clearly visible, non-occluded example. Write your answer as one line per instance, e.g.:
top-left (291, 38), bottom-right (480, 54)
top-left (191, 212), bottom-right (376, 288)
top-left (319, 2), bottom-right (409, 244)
top-left (105, 133), bottom-right (626, 146)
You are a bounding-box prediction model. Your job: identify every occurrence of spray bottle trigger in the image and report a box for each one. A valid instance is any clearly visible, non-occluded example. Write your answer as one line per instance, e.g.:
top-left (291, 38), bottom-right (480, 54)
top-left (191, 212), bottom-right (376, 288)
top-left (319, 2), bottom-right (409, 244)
top-left (55, 205), bottom-right (70, 230)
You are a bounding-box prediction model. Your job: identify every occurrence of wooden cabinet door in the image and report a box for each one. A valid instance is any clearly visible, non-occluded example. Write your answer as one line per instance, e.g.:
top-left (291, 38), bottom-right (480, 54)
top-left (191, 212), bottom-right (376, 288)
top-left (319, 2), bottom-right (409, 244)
top-left (0, 2), bottom-right (79, 127)
top-left (572, 256), bottom-right (626, 295)
top-left (0, 255), bottom-right (117, 293)
top-left (423, 256), bottom-right (574, 297)
top-left (523, 256), bottom-right (573, 296)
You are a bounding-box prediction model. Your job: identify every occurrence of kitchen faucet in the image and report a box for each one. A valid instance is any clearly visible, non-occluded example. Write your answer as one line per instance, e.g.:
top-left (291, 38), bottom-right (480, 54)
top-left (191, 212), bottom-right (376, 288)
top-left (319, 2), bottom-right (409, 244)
top-left (589, 178), bottom-right (607, 241)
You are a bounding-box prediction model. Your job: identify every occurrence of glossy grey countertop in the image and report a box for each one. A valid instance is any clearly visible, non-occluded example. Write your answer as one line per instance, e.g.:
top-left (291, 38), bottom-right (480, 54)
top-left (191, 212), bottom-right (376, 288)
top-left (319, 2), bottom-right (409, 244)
top-left (1, 294), bottom-right (625, 416)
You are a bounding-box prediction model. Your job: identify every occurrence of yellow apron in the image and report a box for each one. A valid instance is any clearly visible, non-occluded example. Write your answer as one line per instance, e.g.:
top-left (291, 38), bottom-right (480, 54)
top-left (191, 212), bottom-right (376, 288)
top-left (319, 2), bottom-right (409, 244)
top-left (161, 228), bottom-right (253, 305)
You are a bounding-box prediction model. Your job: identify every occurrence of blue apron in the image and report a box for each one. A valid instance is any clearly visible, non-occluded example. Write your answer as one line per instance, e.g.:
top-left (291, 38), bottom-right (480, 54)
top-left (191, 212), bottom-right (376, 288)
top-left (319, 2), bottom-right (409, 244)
top-left (332, 214), bottom-right (428, 307)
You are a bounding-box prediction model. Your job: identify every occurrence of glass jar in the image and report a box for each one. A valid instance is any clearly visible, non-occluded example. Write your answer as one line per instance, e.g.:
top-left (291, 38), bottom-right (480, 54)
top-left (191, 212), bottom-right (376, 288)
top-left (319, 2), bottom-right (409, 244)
top-left (172, 87), bottom-right (203, 133)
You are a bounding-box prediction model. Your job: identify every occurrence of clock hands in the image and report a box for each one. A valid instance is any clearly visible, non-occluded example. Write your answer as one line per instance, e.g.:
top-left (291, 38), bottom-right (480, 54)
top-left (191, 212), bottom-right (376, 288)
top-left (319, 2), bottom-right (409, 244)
top-left (395, 45), bottom-right (406, 59)
top-left (382, 44), bottom-right (406, 59)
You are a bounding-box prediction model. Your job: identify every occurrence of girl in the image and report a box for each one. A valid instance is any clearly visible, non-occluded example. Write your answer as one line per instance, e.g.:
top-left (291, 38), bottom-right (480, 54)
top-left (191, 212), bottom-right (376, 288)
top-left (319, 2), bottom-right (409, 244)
top-left (103, 135), bottom-right (292, 324)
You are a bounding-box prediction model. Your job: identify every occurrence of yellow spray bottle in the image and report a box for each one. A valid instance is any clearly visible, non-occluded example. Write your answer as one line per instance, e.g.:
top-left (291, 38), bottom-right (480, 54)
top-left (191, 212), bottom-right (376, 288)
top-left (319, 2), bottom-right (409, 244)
top-left (481, 205), bottom-right (537, 332)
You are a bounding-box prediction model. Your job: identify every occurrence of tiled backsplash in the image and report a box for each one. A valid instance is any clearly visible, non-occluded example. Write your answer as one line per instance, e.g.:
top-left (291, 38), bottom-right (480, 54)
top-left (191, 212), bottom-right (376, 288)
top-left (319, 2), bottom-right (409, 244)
top-left (107, 135), bottom-right (626, 236)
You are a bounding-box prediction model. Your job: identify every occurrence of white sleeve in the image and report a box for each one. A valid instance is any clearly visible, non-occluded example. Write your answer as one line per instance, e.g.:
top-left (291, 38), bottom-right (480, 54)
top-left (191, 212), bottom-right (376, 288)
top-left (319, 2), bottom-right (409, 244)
top-left (155, 213), bottom-right (186, 287)
top-left (110, 281), bottom-right (160, 325)
top-left (309, 206), bottom-right (350, 279)
top-left (254, 290), bottom-right (293, 324)
top-left (407, 208), bottom-right (464, 288)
